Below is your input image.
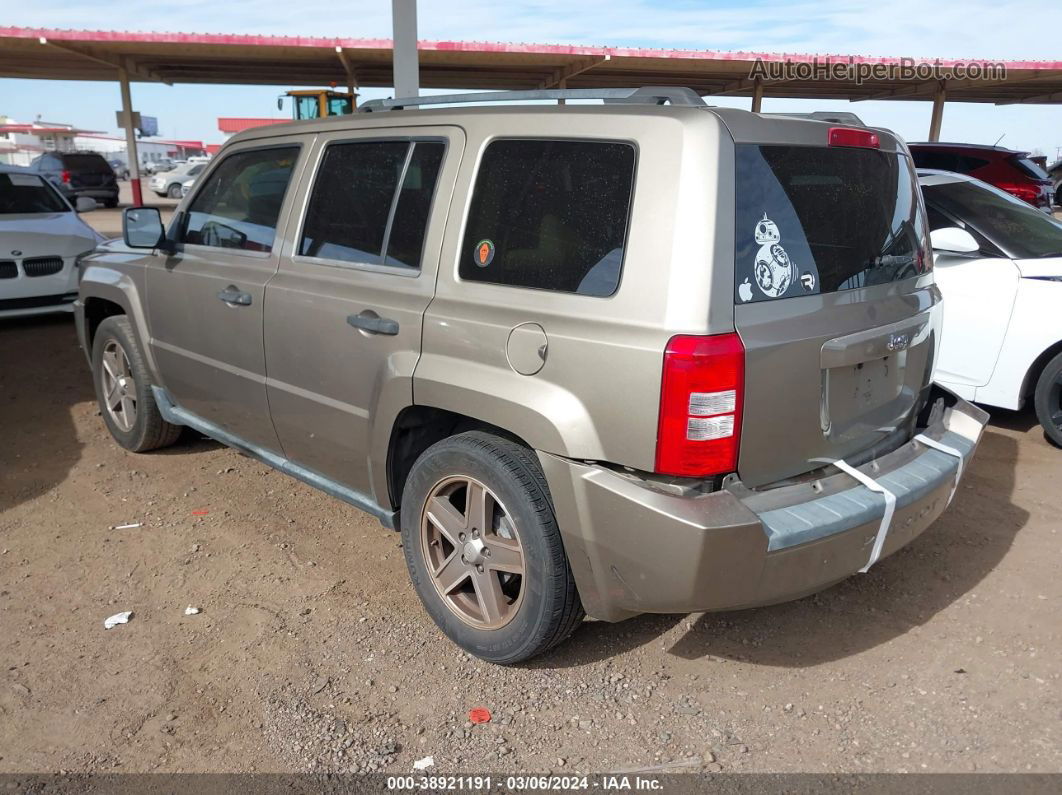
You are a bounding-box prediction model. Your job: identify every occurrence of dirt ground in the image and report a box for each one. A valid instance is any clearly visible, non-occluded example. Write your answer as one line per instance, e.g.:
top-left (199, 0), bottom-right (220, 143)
top-left (0, 188), bottom-right (1060, 776)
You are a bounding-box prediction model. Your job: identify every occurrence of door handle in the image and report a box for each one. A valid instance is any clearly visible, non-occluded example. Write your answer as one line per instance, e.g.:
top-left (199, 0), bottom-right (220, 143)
top-left (347, 312), bottom-right (399, 336)
top-left (217, 285), bottom-right (252, 306)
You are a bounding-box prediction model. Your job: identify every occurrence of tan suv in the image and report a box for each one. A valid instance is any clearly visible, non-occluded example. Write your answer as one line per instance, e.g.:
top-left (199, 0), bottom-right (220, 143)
top-left (75, 88), bottom-right (988, 663)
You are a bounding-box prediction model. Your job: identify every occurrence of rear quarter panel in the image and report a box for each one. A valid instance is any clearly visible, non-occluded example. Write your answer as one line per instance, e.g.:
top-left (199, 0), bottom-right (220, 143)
top-left (416, 108), bottom-right (735, 470)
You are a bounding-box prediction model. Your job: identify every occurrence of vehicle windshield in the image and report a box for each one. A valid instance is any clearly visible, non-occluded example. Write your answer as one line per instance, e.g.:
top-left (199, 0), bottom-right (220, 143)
top-left (922, 178), bottom-right (1062, 259)
top-left (734, 145), bottom-right (928, 303)
top-left (0, 172), bottom-right (69, 214)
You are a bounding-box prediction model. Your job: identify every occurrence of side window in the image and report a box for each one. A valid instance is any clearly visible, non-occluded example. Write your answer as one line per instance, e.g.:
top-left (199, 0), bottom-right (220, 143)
top-left (299, 140), bottom-right (445, 269)
top-left (458, 140), bottom-right (636, 296)
top-left (180, 146), bottom-right (299, 253)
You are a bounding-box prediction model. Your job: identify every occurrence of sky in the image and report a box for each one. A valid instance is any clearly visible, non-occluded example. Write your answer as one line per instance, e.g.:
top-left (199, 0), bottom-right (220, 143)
top-left (1, 0), bottom-right (1060, 160)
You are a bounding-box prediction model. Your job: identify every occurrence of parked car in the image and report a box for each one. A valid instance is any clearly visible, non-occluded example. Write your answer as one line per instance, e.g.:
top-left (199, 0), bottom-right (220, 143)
top-left (142, 159), bottom-right (175, 175)
top-left (908, 142), bottom-right (1054, 212)
top-left (28, 151), bottom-right (119, 208)
top-left (107, 159), bottom-right (130, 181)
top-left (76, 88), bottom-right (987, 663)
top-left (150, 162), bottom-right (207, 198)
top-left (0, 165), bottom-right (103, 318)
top-left (919, 169), bottom-right (1062, 445)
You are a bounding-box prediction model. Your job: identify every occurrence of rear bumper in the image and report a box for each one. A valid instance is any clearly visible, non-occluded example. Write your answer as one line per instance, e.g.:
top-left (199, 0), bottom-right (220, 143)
top-left (63, 186), bottom-right (118, 200)
top-left (540, 386), bottom-right (988, 622)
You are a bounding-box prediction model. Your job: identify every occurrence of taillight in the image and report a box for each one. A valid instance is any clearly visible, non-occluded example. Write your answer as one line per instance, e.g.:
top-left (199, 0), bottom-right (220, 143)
top-left (998, 182), bottom-right (1038, 205)
top-left (655, 333), bottom-right (745, 477)
top-left (61, 169), bottom-right (71, 184)
top-left (828, 127), bottom-right (880, 149)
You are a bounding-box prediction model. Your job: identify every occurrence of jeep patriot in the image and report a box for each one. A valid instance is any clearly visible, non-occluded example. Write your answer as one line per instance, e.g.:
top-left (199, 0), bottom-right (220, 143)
top-left (75, 88), bottom-right (987, 663)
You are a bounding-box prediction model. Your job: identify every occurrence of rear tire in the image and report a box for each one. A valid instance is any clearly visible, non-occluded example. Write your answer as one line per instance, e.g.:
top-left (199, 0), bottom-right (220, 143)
top-left (92, 316), bottom-right (182, 453)
top-left (400, 431), bottom-right (584, 664)
top-left (1033, 350), bottom-right (1062, 448)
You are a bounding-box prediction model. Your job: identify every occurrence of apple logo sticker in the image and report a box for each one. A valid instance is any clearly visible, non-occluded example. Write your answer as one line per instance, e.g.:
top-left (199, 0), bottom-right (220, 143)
top-left (738, 277), bottom-right (753, 303)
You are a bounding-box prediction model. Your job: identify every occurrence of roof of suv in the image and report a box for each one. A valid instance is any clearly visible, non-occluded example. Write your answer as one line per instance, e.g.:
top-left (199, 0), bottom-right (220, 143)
top-left (907, 142), bottom-right (1024, 156)
top-left (224, 97), bottom-right (904, 153)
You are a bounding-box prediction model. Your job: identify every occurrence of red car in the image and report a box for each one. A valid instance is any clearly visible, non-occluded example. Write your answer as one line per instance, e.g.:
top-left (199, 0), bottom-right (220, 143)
top-left (908, 142), bottom-right (1054, 211)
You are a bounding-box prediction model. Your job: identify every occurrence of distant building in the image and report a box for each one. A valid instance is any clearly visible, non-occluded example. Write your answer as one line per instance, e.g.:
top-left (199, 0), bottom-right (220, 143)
top-left (0, 115), bottom-right (208, 166)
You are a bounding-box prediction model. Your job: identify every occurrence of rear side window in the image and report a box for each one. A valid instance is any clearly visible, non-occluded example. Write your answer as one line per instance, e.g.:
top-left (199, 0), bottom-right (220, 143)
top-left (299, 140), bottom-right (445, 270)
top-left (734, 145), bottom-right (929, 304)
top-left (459, 140), bottom-right (635, 296)
top-left (181, 146), bottom-right (299, 253)
top-left (1011, 156), bottom-right (1049, 180)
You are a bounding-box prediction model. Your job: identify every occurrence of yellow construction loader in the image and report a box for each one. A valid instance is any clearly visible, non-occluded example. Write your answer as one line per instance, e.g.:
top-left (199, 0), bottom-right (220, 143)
top-left (278, 89), bottom-right (356, 120)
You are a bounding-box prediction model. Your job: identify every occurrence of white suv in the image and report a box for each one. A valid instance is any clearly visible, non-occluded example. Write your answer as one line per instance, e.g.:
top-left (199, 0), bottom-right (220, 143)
top-left (150, 162), bottom-right (207, 199)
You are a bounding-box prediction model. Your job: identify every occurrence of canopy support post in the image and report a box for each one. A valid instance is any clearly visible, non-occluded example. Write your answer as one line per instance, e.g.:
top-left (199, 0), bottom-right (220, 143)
top-left (118, 60), bottom-right (142, 207)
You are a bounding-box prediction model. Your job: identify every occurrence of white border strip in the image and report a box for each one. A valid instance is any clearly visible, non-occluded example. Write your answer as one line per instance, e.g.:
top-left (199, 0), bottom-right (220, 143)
top-left (914, 433), bottom-right (964, 507)
top-left (833, 459), bottom-right (897, 573)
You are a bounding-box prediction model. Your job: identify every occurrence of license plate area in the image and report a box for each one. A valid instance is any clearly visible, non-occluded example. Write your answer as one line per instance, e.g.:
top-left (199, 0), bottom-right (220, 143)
top-left (821, 354), bottom-right (913, 442)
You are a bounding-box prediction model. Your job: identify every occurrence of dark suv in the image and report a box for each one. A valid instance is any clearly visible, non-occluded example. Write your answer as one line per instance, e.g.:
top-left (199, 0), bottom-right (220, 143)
top-left (908, 142), bottom-right (1053, 211)
top-left (29, 151), bottom-right (119, 208)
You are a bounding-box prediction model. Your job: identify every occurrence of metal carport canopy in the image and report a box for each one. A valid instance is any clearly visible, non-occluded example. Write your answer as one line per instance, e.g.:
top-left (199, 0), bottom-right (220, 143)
top-left (2, 26), bottom-right (1062, 105)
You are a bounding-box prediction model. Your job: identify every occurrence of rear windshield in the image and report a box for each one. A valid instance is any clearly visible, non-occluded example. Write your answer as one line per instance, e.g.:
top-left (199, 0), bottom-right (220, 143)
top-left (1010, 156), bottom-right (1050, 181)
top-left (0, 172), bottom-right (68, 214)
top-left (62, 154), bottom-right (113, 173)
top-left (735, 145), bottom-right (929, 304)
top-left (922, 179), bottom-right (1062, 260)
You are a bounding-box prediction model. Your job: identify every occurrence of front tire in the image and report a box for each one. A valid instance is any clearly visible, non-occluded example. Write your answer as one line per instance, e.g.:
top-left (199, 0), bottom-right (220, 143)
top-left (167, 184), bottom-right (182, 199)
top-left (1033, 350), bottom-right (1062, 447)
top-left (400, 431), bottom-right (584, 664)
top-left (92, 316), bottom-right (182, 453)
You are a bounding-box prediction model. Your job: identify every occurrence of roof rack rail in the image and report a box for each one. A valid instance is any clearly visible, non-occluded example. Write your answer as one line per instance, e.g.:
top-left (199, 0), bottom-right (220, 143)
top-left (358, 86), bottom-right (706, 112)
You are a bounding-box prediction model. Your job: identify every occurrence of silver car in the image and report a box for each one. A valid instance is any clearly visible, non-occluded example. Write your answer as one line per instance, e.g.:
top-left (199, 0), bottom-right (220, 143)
top-left (75, 88), bottom-right (987, 663)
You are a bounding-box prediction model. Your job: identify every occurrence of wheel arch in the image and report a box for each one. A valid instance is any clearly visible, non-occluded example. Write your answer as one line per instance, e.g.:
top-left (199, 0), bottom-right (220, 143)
top-left (83, 295), bottom-right (127, 351)
top-left (79, 268), bottom-right (160, 379)
top-left (1020, 338), bottom-right (1062, 402)
top-left (384, 405), bottom-right (535, 513)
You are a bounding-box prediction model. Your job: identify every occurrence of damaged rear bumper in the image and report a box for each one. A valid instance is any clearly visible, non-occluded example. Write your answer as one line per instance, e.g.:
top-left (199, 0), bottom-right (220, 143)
top-left (540, 385), bottom-right (988, 622)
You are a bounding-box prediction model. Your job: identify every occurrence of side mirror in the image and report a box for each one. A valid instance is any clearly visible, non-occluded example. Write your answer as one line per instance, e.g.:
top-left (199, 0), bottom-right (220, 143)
top-left (930, 226), bottom-right (979, 255)
top-left (123, 207), bottom-right (172, 251)
top-left (75, 196), bottom-right (98, 213)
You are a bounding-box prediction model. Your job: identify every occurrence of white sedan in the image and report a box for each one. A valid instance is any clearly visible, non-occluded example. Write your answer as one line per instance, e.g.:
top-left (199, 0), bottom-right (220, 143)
top-left (0, 165), bottom-right (104, 319)
top-left (920, 169), bottom-right (1062, 446)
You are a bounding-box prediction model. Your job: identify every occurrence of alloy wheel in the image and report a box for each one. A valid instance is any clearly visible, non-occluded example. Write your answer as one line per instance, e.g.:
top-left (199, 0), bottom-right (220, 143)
top-left (100, 340), bottom-right (137, 433)
top-left (420, 475), bottom-right (525, 629)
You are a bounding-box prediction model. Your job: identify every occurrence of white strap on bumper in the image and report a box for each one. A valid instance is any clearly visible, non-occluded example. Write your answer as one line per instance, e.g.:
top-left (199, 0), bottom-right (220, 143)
top-left (832, 459), bottom-right (897, 573)
top-left (914, 433), bottom-right (964, 507)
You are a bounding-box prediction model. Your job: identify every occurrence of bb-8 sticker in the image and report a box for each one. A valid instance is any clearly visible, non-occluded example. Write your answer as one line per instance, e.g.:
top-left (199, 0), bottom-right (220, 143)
top-left (739, 213), bottom-right (816, 302)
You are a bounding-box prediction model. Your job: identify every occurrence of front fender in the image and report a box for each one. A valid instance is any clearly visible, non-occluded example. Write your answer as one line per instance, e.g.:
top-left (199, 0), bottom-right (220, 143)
top-left (79, 261), bottom-right (159, 380)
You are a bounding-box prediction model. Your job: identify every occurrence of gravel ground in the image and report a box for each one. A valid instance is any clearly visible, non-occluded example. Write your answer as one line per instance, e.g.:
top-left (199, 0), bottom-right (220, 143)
top-left (1, 315), bottom-right (1059, 776)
